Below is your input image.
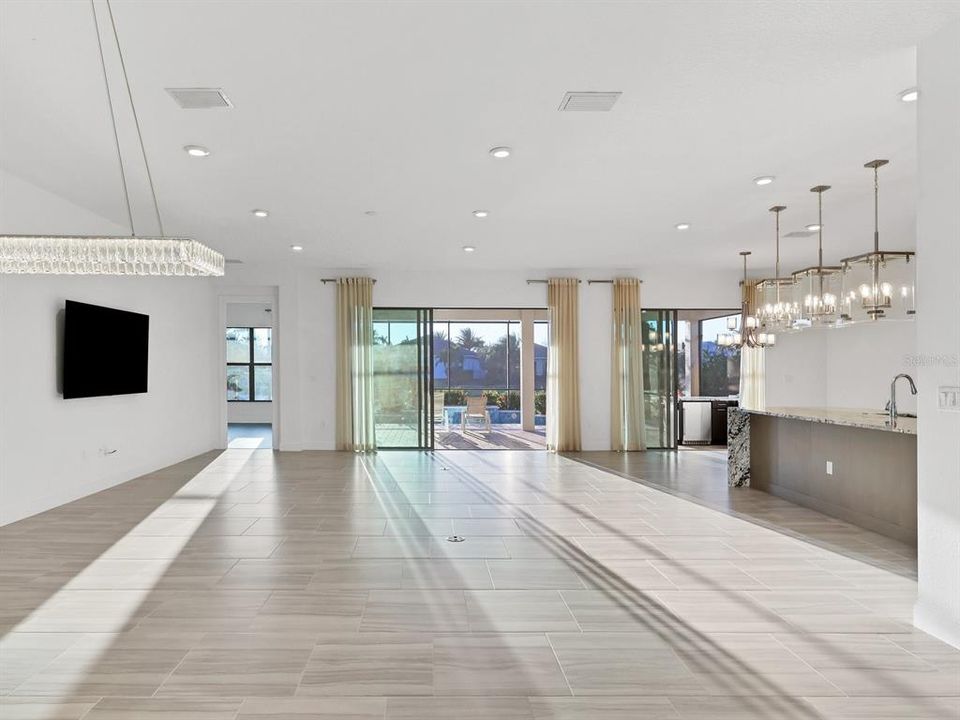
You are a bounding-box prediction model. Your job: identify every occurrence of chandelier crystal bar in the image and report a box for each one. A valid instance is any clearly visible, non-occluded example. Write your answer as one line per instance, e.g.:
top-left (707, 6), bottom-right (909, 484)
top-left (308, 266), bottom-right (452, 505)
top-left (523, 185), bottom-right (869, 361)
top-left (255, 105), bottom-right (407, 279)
top-left (0, 236), bottom-right (225, 276)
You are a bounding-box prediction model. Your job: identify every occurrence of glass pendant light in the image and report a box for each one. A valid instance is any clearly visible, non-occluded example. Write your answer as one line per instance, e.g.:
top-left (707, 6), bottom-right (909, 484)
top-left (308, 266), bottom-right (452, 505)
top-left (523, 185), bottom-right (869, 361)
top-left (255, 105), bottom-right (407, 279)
top-left (717, 251), bottom-right (776, 349)
top-left (791, 185), bottom-right (842, 327)
top-left (756, 206), bottom-right (800, 332)
top-left (839, 160), bottom-right (916, 322)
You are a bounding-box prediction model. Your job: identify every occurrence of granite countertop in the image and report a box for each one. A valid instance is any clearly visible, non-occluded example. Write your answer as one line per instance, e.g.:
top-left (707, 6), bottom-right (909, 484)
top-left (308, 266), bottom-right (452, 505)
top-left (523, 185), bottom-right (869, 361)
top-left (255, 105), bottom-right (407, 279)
top-left (680, 396), bottom-right (739, 402)
top-left (739, 406), bottom-right (917, 435)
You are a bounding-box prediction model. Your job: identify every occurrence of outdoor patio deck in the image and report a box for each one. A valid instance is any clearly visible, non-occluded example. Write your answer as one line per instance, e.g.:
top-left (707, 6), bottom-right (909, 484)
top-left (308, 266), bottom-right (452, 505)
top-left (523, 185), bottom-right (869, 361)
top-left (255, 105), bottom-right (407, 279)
top-left (376, 423), bottom-right (546, 450)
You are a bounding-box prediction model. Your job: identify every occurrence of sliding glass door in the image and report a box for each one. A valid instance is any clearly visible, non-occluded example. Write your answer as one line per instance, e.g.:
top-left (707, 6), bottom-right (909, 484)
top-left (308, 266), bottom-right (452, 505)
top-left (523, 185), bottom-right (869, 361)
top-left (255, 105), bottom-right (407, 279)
top-left (372, 308), bottom-right (433, 449)
top-left (641, 309), bottom-right (677, 449)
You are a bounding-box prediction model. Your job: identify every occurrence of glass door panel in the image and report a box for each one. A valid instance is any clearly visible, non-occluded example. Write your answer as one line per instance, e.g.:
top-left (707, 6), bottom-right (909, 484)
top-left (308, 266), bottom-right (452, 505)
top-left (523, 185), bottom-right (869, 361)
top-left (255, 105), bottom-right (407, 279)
top-left (641, 309), bottom-right (677, 449)
top-left (372, 308), bottom-right (433, 449)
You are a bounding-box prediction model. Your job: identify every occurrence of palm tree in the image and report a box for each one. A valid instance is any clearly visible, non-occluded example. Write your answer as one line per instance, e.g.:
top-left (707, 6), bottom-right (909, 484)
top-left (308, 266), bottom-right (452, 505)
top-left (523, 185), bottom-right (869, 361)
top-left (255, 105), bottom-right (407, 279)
top-left (456, 327), bottom-right (485, 351)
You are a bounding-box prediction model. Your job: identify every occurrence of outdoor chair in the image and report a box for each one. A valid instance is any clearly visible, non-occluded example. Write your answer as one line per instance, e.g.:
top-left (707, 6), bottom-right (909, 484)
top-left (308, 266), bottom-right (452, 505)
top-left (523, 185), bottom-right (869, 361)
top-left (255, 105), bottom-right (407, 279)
top-left (461, 395), bottom-right (492, 433)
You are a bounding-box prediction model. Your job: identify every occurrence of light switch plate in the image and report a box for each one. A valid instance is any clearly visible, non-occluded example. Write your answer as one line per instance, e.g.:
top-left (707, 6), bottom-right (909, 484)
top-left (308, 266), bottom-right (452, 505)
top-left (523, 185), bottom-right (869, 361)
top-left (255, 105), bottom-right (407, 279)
top-left (938, 386), bottom-right (960, 412)
top-left (826, 461), bottom-right (833, 475)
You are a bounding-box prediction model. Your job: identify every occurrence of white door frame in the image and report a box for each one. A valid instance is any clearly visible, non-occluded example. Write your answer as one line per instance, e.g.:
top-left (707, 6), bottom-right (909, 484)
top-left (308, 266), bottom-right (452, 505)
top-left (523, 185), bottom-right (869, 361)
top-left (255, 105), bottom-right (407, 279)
top-left (218, 291), bottom-right (280, 450)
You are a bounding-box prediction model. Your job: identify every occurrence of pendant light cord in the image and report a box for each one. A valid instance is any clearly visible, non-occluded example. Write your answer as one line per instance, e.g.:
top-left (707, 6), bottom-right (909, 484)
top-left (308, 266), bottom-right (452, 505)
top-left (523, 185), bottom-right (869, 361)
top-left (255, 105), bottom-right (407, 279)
top-left (104, 0), bottom-right (166, 238)
top-left (90, 0), bottom-right (135, 236)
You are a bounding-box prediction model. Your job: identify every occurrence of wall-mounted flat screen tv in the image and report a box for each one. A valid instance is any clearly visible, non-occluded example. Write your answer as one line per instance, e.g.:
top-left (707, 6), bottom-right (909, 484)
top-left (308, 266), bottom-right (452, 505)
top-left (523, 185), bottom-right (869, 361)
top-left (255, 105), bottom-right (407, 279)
top-left (63, 300), bottom-right (149, 399)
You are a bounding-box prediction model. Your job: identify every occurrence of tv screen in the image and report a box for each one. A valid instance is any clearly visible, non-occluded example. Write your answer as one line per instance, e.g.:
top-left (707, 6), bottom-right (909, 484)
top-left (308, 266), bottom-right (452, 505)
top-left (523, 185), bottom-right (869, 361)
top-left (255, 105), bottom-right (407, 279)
top-left (63, 300), bottom-right (149, 399)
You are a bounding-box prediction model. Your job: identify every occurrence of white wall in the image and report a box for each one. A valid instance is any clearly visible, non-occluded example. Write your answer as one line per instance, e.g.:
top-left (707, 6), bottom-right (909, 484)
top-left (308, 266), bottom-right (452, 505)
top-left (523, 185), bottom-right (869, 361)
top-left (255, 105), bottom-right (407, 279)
top-left (915, 20), bottom-right (960, 649)
top-left (765, 321), bottom-right (918, 413)
top-left (215, 263), bottom-right (741, 451)
top-left (0, 171), bottom-right (221, 525)
top-left (226, 302), bottom-right (273, 424)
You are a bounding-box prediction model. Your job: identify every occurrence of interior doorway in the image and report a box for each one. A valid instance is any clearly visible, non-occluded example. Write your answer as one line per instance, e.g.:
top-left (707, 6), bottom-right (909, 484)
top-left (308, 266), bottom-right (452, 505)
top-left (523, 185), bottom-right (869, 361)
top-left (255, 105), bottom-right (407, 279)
top-left (223, 299), bottom-right (276, 449)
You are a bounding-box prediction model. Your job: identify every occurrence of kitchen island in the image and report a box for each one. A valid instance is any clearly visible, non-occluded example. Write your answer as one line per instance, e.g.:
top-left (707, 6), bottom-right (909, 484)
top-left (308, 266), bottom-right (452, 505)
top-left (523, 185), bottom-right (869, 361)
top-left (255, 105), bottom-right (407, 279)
top-left (728, 406), bottom-right (917, 545)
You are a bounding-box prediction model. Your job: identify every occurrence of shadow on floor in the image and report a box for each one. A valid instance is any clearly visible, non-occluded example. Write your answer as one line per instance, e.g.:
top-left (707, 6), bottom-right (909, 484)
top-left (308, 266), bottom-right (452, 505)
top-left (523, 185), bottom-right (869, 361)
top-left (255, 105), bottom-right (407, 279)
top-left (569, 449), bottom-right (917, 578)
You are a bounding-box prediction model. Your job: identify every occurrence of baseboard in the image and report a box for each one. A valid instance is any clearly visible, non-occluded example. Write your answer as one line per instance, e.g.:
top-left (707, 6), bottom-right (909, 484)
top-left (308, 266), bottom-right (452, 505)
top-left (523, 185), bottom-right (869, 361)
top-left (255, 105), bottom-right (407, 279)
top-left (915, 598), bottom-right (960, 650)
top-left (0, 441), bottom-right (220, 527)
top-left (300, 441), bottom-right (337, 451)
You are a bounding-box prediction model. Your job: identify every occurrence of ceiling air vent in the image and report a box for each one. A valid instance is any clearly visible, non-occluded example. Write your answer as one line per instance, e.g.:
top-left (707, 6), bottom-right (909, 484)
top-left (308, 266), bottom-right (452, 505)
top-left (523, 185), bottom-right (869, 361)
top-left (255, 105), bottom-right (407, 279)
top-left (165, 88), bottom-right (233, 109)
top-left (784, 230), bottom-right (817, 238)
top-left (225, 258), bottom-right (244, 265)
top-left (558, 91), bottom-right (622, 112)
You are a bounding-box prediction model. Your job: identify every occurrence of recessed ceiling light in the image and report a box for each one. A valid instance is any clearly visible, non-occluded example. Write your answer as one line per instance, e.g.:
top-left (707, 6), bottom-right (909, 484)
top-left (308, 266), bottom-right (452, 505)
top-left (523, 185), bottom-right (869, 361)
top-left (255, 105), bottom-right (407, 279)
top-left (899, 87), bottom-right (919, 103)
top-left (290, 245), bottom-right (303, 252)
top-left (806, 223), bottom-right (822, 231)
top-left (489, 146), bottom-right (511, 158)
top-left (251, 209), bottom-right (269, 218)
top-left (675, 223), bottom-right (690, 231)
top-left (753, 176), bottom-right (775, 186)
top-left (473, 210), bottom-right (489, 218)
top-left (463, 245), bottom-right (476, 253)
top-left (184, 145), bottom-right (210, 157)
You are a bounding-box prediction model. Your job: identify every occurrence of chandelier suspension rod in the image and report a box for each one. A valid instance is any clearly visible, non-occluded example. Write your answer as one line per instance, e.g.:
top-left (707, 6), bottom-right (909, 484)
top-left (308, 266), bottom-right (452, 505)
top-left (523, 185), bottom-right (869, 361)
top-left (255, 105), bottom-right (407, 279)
top-left (817, 190), bottom-right (823, 268)
top-left (90, 0), bottom-right (134, 236)
top-left (770, 205), bottom-right (786, 305)
top-left (103, 0), bottom-right (167, 238)
top-left (873, 162), bottom-right (880, 254)
top-left (811, 185), bottom-right (830, 301)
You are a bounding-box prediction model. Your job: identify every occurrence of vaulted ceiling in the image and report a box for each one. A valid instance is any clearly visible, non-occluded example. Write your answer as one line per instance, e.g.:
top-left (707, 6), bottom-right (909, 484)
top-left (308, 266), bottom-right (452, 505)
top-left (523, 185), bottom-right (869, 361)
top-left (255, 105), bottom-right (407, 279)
top-left (2, 0), bottom-right (959, 272)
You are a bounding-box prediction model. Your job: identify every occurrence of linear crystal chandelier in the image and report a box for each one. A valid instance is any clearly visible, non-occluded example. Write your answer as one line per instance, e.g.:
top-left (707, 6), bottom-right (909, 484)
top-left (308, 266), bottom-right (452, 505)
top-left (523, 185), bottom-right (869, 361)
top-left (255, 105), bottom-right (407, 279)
top-left (0, 0), bottom-right (224, 277)
top-left (0, 236), bottom-right (224, 276)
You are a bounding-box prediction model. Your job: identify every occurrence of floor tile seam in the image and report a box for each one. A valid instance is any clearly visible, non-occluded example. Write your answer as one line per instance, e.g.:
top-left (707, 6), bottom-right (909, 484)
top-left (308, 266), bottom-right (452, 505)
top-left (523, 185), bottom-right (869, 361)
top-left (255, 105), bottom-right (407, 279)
top-left (543, 632), bottom-right (575, 698)
top-left (768, 633), bottom-right (852, 698)
top-left (554, 590), bottom-right (585, 634)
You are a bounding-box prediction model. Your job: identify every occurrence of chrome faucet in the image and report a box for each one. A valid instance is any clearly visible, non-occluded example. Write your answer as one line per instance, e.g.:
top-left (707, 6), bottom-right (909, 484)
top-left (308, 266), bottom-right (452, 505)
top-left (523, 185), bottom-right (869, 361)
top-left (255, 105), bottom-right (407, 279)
top-left (887, 373), bottom-right (918, 427)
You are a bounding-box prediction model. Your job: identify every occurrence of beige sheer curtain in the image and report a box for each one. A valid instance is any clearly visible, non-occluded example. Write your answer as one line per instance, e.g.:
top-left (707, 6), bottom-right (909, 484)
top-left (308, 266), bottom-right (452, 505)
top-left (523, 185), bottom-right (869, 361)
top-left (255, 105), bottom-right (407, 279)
top-left (739, 280), bottom-right (766, 410)
top-left (546, 278), bottom-right (581, 452)
top-left (611, 278), bottom-right (645, 451)
top-left (336, 277), bottom-right (376, 452)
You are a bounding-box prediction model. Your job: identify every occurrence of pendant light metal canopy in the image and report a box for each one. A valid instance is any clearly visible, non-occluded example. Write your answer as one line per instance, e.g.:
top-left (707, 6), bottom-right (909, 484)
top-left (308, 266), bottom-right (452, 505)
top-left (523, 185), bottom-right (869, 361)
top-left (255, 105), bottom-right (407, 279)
top-left (0, 0), bottom-right (224, 276)
top-left (839, 160), bottom-right (915, 321)
top-left (756, 205), bottom-right (800, 332)
top-left (791, 185), bottom-right (842, 327)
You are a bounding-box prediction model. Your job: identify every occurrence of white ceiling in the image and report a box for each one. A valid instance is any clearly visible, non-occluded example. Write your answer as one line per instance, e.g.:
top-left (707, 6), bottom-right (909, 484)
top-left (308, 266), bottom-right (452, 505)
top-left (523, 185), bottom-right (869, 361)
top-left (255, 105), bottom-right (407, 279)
top-left (2, 0), bottom-right (959, 274)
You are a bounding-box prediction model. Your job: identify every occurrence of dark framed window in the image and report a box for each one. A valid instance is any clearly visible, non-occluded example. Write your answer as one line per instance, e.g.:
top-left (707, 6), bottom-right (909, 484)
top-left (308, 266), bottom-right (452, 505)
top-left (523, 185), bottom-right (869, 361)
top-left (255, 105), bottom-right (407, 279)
top-left (698, 314), bottom-right (741, 397)
top-left (226, 327), bottom-right (272, 401)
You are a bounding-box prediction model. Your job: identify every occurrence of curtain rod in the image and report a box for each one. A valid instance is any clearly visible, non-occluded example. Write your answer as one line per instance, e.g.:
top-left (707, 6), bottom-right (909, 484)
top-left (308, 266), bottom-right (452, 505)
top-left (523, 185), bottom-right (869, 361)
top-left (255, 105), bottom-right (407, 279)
top-left (587, 279), bottom-right (643, 284)
top-left (320, 278), bottom-right (377, 284)
top-left (526, 279), bottom-right (582, 284)
top-left (525, 279), bottom-right (641, 285)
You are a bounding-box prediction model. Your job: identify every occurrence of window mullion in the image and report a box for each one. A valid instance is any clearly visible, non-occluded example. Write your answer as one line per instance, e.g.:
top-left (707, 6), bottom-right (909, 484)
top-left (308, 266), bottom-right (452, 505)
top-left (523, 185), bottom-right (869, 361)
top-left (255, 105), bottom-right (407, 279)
top-left (249, 328), bottom-right (255, 402)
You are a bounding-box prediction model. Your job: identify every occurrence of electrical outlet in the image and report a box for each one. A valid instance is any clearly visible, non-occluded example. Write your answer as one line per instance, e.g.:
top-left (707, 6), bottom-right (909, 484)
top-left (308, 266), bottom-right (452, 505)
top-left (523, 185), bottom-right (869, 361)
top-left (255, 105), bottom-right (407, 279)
top-left (826, 461), bottom-right (833, 476)
top-left (939, 386), bottom-right (960, 411)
